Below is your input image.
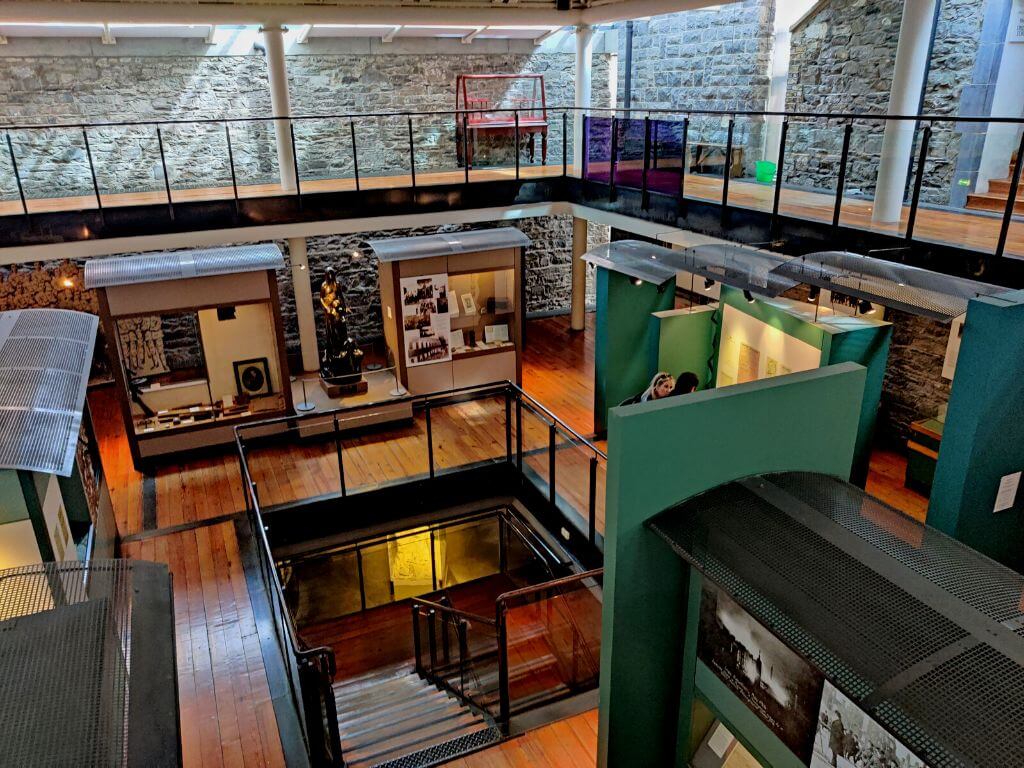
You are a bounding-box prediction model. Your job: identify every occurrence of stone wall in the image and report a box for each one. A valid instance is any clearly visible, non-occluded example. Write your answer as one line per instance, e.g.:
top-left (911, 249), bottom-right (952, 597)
top-left (0, 48), bottom-right (610, 199)
top-left (784, 0), bottom-right (988, 206)
top-left (616, 0), bottom-right (776, 172)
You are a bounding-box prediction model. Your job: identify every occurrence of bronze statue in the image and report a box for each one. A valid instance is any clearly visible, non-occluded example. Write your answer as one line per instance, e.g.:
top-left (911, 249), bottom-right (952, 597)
top-left (319, 266), bottom-right (364, 385)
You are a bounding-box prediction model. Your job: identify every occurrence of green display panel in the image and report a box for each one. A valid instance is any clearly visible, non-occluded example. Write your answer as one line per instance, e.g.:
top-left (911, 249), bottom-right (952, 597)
top-left (929, 291), bottom-right (1024, 571)
top-left (594, 267), bottom-right (675, 434)
top-left (598, 362), bottom-right (866, 768)
top-left (654, 307), bottom-right (717, 390)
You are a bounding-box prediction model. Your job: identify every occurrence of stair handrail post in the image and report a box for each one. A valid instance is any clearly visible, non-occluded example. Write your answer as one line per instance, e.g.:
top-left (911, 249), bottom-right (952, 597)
top-left (496, 600), bottom-right (511, 732)
top-left (427, 608), bottom-right (438, 673)
top-left (458, 619), bottom-right (469, 696)
top-left (995, 130), bottom-right (1024, 261)
top-left (412, 603), bottom-right (424, 675)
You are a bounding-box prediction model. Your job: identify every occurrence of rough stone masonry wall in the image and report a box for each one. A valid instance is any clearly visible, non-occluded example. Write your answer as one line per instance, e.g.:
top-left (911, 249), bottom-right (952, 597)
top-left (617, 0), bottom-right (776, 173)
top-left (0, 50), bottom-right (610, 200)
top-left (784, 0), bottom-right (986, 206)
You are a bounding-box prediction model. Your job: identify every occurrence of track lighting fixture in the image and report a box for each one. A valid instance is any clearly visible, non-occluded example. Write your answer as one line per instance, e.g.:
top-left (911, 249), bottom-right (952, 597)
top-left (858, 299), bottom-right (875, 314)
top-left (704, 277), bottom-right (715, 291)
top-left (743, 290), bottom-right (755, 303)
top-left (807, 286), bottom-right (820, 302)
top-left (631, 277), bottom-right (643, 286)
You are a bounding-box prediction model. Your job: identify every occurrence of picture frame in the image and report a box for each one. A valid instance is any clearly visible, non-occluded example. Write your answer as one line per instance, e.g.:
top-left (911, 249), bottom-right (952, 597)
top-left (233, 357), bottom-right (273, 397)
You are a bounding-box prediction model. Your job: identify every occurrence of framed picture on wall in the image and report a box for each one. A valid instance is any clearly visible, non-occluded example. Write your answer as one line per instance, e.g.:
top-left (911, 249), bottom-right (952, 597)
top-left (233, 357), bottom-right (273, 397)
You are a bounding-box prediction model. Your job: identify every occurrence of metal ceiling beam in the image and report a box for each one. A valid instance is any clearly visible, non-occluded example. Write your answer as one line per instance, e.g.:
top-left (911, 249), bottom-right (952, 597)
top-left (0, 0), bottom-right (737, 28)
top-left (461, 25), bottom-right (486, 43)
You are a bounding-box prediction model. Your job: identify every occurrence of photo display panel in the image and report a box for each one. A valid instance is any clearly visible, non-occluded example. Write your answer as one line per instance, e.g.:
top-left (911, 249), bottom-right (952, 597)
top-left (698, 581), bottom-right (933, 767)
top-left (698, 580), bottom-right (824, 763)
top-left (400, 273), bottom-right (452, 367)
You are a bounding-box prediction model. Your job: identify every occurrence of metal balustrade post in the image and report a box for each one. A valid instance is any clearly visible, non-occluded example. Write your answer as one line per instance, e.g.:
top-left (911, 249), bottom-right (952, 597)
top-left (641, 115), bottom-right (651, 210)
top-left (82, 127), bottom-right (103, 216)
top-left (833, 123), bottom-right (854, 232)
top-left (562, 112), bottom-right (568, 177)
top-left (238, 439), bottom-right (250, 512)
top-left (289, 123), bottom-right (302, 204)
top-left (679, 116), bottom-right (690, 205)
top-left (652, 119), bottom-right (660, 169)
top-left (462, 113), bottom-right (471, 181)
top-left (514, 110), bottom-right (520, 180)
top-left (458, 620), bottom-right (469, 694)
top-left (333, 416), bottom-right (346, 497)
top-left (223, 123), bottom-right (239, 215)
top-left (588, 455), bottom-right (598, 545)
top-left (995, 129), bottom-right (1024, 261)
top-left (905, 123), bottom-right (931, 242)
top-left (721, 117), bottom-right (735, 226)
top-left (515, 398), bottom-right (523, 472)
top-left (155, 126), bottom-right (174, 220)
top-left (426, 404), bottom-right (435, 479)
top-left (505, 390), bottom-right (513, 463)
top-left (580, 115), bottom-right (589, 180)
top-left (350, 120), bottom-right (361, 192)
top-left (548, 423), bottom-right (557, 509)
top-left (608, 117), bottom-right (619, 201)
top-left (356, 547), bottom-right (366, 611)
top-left (407, 115), bottom-right (416, 188)
top-left (770, 119), bottom-right (788, 238)
top-left (430, 529), bottom-right (438, 592)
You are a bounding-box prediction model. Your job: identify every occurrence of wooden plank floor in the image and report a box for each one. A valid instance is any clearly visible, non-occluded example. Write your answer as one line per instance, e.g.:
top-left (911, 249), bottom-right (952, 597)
top-left (449, 709), bottom-right (598, 768)
top-left (5, 162), bottom-right (1021, 259)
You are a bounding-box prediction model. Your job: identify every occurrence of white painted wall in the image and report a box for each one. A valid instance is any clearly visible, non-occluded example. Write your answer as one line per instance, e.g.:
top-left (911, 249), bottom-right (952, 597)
top-left (198, 302), bottom-right (283, 402)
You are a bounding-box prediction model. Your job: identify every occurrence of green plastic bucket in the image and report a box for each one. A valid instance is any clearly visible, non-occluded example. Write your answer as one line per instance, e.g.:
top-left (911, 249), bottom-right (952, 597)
top-left (756, 160), bottom-right (777, 184)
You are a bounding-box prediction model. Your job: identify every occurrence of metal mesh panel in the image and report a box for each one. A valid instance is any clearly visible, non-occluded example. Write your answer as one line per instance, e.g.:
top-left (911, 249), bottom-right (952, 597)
top-left (368, 227), bottom-right (530, 263)
top-left (84, 243), bottom-right (285, 288)
top-left (648, 471), bottom-right (1024, 768)
top-left (0, 560), bottom-right (135, 768)
top-left (0, 308), bottom-right (98, 475)
top-left (772, 251), bottom-right (1008, 321)
top-left (373, 726), bottom-right (503, 768)
top-left (581, 240), bottom-right (680, 285)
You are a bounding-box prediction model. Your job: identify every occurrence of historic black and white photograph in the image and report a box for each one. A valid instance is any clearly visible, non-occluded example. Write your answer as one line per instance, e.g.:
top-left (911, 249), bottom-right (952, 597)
top-left (697, 581), bottom-right (824, 763)
top-left (812, 682), bottom-right (927, 768)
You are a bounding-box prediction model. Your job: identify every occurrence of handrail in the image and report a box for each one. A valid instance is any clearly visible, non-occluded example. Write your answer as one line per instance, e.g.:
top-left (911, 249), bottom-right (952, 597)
top-left (4, 105), bottom-right (1024, 132)
top-left (496, 567), bottom-right (604, 605)
top-left (412, 598), bottom-right (497, 627)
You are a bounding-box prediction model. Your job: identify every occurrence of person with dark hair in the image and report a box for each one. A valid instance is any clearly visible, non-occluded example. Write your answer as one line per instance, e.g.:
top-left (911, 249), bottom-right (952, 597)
top-left (673, 371), bottom-right (700, 396)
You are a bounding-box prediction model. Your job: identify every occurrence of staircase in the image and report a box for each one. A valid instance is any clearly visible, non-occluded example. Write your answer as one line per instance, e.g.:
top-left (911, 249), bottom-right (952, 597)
top-left (333, 662), bottom-right (501, 768)
top-left (967, 151), bottom-right (1022, 214)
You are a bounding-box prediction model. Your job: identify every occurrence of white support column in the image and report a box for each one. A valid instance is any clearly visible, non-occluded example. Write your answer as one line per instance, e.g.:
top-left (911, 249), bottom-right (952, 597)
top-left (573, 24), bottom-right (594, 174)
top-left (262, 25), bottom-right (298, 193)
top-left (570, 216), bottom-right (589, 331)
top-left (288, 236), bottom-right (320, 372)
top-left (872, 0), bottom-right (938, 224)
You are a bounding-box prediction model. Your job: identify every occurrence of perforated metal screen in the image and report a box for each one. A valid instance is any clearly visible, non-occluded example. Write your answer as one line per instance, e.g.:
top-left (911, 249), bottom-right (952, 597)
top-left (0, 560), bottom-right (136, 768)
top-left (84, 243), bottom-right (285, 288)
top-left (368, 227), bottom-right (530, 262)
top-left (648, 472), bottom-right (1024, 768)
top-left (0, 308), bottom-right (98, 476)
top-left (771, 251), bottom-right (1008, 322)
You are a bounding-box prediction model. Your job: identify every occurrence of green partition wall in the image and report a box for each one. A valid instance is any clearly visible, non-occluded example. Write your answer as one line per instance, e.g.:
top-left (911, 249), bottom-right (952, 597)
top-left (653, 307), bottom-right (717, 389)
top-left (594, 267), bottom-right (675, 433)
top-left (598, 362), bottom-right (867, 768)
top-left (929, 290), bottom-right (1024, 571)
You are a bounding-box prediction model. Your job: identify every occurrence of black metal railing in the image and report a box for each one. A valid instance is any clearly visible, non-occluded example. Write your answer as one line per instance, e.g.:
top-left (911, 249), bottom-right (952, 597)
top-left (233, 380), bottom-right (605, 767)
top-left (412, 567), bottom-right (603, 734)
top-left (239, 448), bottom-right (344, 767)
top-left (3, 105), bottom-right (1022, 258)
top-left (235, 380), bottom-right (607, 547)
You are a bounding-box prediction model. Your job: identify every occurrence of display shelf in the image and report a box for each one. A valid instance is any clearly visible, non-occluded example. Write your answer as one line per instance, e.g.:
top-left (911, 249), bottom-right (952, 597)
top-left (290, 368), bottom-right (414, 437)
top-left (451, 342), bottom-right (516, 361)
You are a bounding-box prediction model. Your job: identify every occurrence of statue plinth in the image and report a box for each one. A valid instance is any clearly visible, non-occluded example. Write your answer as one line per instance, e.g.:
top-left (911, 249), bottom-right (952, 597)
top-left (319, 375), bottom-right (369, 398)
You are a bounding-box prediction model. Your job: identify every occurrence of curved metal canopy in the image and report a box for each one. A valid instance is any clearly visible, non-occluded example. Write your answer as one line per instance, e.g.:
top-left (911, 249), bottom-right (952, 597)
top-left (649, 471), bottom-right (1024, 768)
top-left (368, 227), bottom-right (530, 263)
top-left (84, 244), bottom-right (285, 289)
top-left (771, 250), bottom-right (1008, 321)
top-left (0, 309), bottom-right (98, 476)
top-left (582, 239), bottom-right (799, 296)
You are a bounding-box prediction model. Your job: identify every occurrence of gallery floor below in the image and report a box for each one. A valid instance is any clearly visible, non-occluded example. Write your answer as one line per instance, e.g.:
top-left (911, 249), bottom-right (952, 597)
top-left (87, 311), bottom-right (927, 768)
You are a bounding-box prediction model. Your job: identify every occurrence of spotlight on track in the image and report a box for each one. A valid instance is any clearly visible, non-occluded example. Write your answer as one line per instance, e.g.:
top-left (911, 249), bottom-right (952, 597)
top-left (703, 277), bottom-right (715, 291)
top-left (858, 299), bottom-right (875, 315)
top-left (807, 286), bottom-right (820, 302)
top-left (743, 290), bottom-right (755, 303)
top-left (631, 277), bottom-right (643, 286)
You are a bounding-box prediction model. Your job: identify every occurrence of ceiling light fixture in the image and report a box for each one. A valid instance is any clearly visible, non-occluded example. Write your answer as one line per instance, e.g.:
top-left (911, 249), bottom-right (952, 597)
top-left (807, 286), bottom-right (820, 302)
top-left (743, 290), bottom-right (755, 303)
top-left (703, 277), bottom-right (715, 291)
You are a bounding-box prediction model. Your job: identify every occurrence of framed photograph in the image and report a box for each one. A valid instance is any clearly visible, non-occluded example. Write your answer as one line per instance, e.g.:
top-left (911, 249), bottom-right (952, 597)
top-left (461, 293), bottom-right (477, 316)
top-left (233, 357), bottom-right (273, 397)
top-left (484, 324), bottom-right (510, 344)
top-left (698, 581), bottom-right (824, 763)
top-left (400, 274), bottom-right (452, 367)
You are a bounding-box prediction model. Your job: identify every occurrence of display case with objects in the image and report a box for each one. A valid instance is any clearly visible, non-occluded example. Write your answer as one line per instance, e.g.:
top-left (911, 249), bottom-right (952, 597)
top-left (370, 228), bottom-right (528, 394)
top-left (85, 244), bottom-right (293, 468)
